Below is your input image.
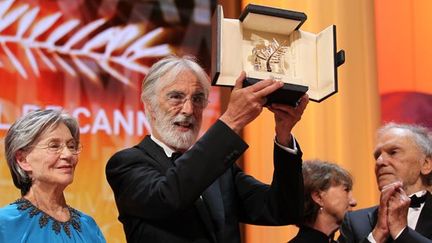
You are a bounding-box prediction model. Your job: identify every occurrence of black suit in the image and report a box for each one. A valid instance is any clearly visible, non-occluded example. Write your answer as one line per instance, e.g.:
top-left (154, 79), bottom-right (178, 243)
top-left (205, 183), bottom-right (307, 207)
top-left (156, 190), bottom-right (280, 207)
top-left (289, 226), bottom-right (336, 243)
top-left (106, 120), bottom-right (304, 243)
top-left (339, 192), bottom-right (432, 243)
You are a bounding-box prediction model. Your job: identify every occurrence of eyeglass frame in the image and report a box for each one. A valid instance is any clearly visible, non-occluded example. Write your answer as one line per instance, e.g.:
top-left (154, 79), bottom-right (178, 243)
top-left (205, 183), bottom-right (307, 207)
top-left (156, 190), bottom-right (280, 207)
top-left (28, 141), bottom-right (83, 155)
top-left (165, 91), bottom-right (209, 109)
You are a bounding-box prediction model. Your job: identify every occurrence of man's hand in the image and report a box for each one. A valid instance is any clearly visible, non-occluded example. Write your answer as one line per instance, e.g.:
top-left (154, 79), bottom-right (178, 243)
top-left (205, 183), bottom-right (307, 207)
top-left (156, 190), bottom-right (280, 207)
top-left (372, 181), bottom-right (403, 243)
top-left (387, 187), bottom-right (410, 239)
top-left (220, 72), bottom-right (283, 134)
top-left (267, 94), bottom-right (309, 147)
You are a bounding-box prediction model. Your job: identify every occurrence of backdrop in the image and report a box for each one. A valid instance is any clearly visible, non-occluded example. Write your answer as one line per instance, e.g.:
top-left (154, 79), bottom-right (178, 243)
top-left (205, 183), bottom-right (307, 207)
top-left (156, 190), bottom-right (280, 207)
top-left (0, 0), bottom-right (218, 242)
top-left (241, 0), bottom-right (432, 242)
top-left (375, 0), bottom-right (432, 128)
top-left (1, 0), bottom-right (431, 242)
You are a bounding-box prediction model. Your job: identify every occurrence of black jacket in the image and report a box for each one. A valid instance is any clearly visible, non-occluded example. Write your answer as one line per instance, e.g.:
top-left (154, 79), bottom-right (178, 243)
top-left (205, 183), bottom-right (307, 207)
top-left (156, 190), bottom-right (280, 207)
top-left (339, 192), bottom-right (432, 243)
top-left (106, 120), bottom-right (304, 242)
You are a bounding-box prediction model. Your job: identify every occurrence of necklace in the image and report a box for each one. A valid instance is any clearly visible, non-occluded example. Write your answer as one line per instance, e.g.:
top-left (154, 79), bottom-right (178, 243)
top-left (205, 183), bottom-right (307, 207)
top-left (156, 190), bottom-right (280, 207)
top-left (13, 198), bottom-right (82, 238)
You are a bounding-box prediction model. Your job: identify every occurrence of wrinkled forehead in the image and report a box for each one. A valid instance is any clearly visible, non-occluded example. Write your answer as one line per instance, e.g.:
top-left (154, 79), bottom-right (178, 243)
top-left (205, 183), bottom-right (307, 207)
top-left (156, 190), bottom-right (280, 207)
top-left (157, 69), bottom-right (206, 94)
top-left (376, 128), bottom-right (416, 148)
top-left (378, 127), bottom-right (412, 140)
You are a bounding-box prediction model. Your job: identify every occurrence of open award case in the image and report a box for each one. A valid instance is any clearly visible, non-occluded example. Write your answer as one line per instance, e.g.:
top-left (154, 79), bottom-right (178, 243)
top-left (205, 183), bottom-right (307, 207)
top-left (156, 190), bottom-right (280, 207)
top-left (211, 4), bottom-right (345, 106)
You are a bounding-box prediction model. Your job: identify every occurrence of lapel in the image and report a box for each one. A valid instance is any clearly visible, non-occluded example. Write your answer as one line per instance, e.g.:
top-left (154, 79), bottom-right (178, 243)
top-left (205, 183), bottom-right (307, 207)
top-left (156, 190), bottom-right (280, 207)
top-left (138, 136), bottom-right (223, 243)
top-left (195, 179), bottom-right (225, 242)
top-left (414, 191), bottom-right (432, 239)
top-left (368, 206), bottom-right (379, 230)
top-left (137, 136), bottom-right (173, 172)
top-left (194, 195), bottom-right (217, 243)
top-left (203, 179), bottom-right (225, 233)
top-left (195, 179), bottom-right (225, 243)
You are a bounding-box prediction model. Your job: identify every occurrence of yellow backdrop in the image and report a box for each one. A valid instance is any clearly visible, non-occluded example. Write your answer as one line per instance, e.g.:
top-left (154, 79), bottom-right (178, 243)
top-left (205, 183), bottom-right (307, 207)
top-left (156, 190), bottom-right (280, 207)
top-left (240, 0), bottom-right (381, 242)
top-left (2, 0), bottom-right (430, 242)
top-left (375, 1), bottom-right (432, 94)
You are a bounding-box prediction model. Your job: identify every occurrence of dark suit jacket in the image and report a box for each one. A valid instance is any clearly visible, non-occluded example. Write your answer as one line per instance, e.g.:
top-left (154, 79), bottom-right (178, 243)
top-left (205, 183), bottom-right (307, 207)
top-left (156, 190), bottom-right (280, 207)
top-left (289, 226), bottom-right (336, 243)
top-left (339, 192), bottom-right (432, 243)
top-left (106, 120), bottom-right (304, 243)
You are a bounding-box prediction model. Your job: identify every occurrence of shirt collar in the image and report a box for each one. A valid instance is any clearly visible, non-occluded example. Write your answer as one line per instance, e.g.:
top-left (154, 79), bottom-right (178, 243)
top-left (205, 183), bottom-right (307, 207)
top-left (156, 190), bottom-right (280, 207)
top-left (409, 190), bottom-right (427, 198)
top-left (150, 135), bottom-right (175, 157)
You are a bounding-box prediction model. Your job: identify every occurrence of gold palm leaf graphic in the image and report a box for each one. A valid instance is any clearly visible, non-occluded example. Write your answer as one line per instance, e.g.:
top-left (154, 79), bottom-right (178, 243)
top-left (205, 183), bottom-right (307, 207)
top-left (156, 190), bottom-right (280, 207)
top-left (0, 0), bottom-right (173, 85)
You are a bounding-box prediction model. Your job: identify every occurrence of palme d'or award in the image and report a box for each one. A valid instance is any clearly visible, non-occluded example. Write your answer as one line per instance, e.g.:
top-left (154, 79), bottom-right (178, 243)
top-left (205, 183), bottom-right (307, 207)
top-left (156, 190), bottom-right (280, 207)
top-left (211, 4), bottom-right (345, 106)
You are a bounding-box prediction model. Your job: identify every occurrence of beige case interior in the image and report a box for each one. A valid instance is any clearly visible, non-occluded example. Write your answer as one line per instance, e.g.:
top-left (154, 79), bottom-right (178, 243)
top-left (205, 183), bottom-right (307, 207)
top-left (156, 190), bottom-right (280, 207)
top-left (216, 7), bottom-right (336, 101)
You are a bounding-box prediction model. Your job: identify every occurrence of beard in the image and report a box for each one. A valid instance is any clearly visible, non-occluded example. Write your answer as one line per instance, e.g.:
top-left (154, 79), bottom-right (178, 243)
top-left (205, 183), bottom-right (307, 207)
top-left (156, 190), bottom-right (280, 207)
top-left (152, 107), bottom-right (200, 150)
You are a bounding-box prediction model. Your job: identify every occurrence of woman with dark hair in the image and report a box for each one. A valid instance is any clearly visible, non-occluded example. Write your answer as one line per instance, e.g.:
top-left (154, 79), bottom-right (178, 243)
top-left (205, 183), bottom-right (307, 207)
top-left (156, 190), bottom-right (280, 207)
top-left (289, 160), bottom-right (357, 243)
top-left (0, 110), bottom-right (105, 242)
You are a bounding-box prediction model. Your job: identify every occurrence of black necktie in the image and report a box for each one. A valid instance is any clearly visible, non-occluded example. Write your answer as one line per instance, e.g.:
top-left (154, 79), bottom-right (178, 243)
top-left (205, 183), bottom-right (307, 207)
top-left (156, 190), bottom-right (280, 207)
top-left (410, 194), bottom-right (427, 208)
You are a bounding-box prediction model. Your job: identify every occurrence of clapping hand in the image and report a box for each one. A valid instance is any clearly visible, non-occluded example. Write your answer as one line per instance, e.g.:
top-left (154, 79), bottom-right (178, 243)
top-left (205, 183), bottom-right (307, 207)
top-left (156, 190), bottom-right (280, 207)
top-left (372, 181), bottom-right (407, 243)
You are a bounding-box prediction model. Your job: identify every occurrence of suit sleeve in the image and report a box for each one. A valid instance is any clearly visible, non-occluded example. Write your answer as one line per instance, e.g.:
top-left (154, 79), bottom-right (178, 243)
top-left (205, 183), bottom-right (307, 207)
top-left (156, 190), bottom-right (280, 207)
top-left (233, 140), bottom-right (304, 225)
top-left (394, 227), bottom-right (432, 243)
top-left (105, 120), bottom-right (248, 220)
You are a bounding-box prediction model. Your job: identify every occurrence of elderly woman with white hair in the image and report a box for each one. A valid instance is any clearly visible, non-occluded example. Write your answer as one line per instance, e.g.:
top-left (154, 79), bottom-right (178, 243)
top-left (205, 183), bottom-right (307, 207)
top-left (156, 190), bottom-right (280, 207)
top-left (0, 109), bottom-right (105, 242)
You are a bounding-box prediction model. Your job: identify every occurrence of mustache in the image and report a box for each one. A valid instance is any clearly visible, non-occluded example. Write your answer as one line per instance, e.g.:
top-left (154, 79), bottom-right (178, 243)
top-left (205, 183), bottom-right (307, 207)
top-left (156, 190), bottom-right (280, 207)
top-left (172, 114), bottom-right (196, 124)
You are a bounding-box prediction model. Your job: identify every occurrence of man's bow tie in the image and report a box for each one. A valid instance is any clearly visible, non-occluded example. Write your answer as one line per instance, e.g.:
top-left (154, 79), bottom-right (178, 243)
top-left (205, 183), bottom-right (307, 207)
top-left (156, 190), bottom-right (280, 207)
top-left (410, 194), bottom-right (427, 208)
top-left (171, 152), bottom-right (182, 161)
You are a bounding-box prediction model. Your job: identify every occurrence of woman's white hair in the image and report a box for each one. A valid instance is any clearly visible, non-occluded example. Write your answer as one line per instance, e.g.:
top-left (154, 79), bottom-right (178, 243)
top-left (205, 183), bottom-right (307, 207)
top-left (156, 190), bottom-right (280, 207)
top-left (4, 109), bottom-right (80, 195)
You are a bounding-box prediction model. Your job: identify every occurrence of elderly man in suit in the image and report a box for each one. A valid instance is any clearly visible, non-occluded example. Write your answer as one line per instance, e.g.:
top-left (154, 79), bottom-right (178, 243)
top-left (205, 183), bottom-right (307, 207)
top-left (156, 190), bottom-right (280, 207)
top-left (105, 55), bottom-right (309, 243)
top-left (339, 123), bottom-right (432, 243)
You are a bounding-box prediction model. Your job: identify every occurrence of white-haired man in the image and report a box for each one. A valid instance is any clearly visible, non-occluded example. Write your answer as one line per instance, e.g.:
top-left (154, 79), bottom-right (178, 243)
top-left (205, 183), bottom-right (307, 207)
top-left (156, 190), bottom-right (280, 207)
top-left (106, 55), bottom-right (309, 243)
top-left (339, 123), bottom-right (432, 243)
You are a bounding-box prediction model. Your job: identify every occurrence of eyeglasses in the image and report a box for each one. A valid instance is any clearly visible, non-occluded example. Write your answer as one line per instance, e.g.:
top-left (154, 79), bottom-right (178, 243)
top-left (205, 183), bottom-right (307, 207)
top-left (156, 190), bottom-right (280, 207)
top-left (31, 141), bottom-right (83, 155)
top-left (166, 91), bottom-right (208, 109)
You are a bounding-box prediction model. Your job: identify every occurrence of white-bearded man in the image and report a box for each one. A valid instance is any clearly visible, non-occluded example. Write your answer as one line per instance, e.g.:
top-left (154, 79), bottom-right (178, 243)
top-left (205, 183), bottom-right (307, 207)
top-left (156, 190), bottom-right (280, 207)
top-left (106, 55), bottom-right (309, 243)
